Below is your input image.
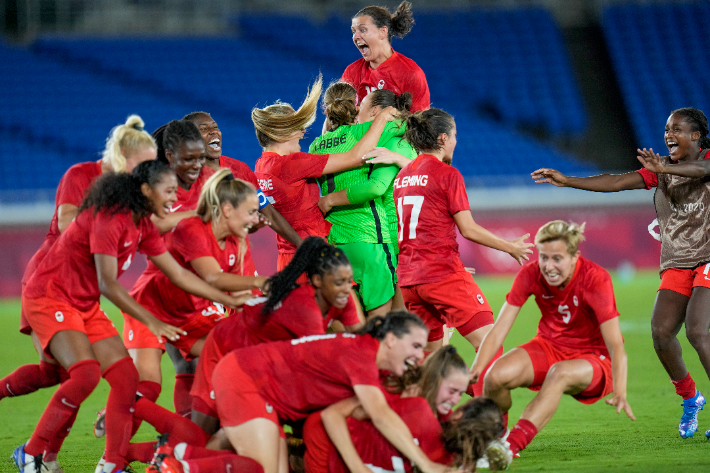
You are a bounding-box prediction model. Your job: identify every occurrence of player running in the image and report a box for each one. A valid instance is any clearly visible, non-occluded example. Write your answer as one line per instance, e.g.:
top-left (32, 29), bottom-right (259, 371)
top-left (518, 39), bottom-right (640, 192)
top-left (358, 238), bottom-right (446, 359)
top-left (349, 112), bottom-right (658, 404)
top-left (532, 107), bottom-right (710, 438)
top-left (344, 1), bottom-right (430, 112)
top-left (471, 220), bottom-right (634, 459)
top-left (310, 82), bottom-right (414, 319)
top-left (13, 161), bottom-right (244, 473)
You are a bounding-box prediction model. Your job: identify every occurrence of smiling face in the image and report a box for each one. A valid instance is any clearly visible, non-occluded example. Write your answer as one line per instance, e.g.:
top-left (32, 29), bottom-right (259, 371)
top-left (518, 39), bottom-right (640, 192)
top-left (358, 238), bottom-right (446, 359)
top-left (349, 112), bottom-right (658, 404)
top-left (312, 264), bottom-right (354, 311)
top-left (191, 114), bottom-right (222, 161)
top-left (224, 193), bottom-right (260, 239)
top-left (124, 144), bottom-right (157, 173)
top-left (435, 369), bottom-right (469, 417)
top-left (166, 140), bottom-right (207, 188)
top-left (537, 239), bottom-right (579, 288)
top-left (379, 326), bottom-right (428, 376)
top-left (665, 113), bottom-right (701, 161)
top-left (142, 172), bottom-right (178, 218)
top-left (351, 15), bottom-right (389, 65)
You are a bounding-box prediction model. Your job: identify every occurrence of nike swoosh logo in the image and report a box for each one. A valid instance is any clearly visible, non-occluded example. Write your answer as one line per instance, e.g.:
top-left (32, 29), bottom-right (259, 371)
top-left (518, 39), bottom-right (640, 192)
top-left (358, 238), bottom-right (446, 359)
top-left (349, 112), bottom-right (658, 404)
top-left (61, 398), bottom-right (78, 409)
top-left (123, 241), bottom-right (133, 247)
top-left (542, 295), bottom-right (554, 299)
top-left (170, 204), bottom-right (183, 212)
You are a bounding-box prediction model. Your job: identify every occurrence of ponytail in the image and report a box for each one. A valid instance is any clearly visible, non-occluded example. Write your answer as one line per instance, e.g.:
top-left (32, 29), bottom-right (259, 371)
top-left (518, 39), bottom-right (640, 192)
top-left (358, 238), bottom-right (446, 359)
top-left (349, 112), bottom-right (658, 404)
top-left (323, 81), bottom-right (358, 130)
top-left (404, 108), bottom-right (455, 154)
top-left (354, 1), bottom-right (415, 43)
top-left (102, 115), bottom-right (156, 173)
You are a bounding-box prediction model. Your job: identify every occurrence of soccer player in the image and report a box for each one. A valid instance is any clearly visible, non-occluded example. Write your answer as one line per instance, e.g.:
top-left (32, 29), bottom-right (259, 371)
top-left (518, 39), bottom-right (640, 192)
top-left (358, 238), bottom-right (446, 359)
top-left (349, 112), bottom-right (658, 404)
top-left (191, 236), bottom-right (363, 435)
top-left (343, 1), bottom-right (430, 112)
top-left (251, 74), bottom-right (396, 275)
top-left (303, 347), bottom-right (505, 473)
top-left (183, 111), bottom-right (302, 248)
top-left (374, 108), bottom-right (532, 397)
top-left (470, 220), bottom-right (634, 458)
top-left (0, 115), bottom-right (157, 472)
top-left (209, 311), bottom-right (451, 473)
top-left (531, 107), bottom-right (710, 438)
top-left (13, 161), bottom-right (245, 473)
top-left (310, 82), bottom-right (414, 319)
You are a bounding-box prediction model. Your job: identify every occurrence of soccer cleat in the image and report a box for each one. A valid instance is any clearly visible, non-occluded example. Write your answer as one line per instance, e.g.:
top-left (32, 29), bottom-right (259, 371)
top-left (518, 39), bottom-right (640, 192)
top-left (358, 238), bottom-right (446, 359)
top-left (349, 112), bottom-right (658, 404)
top-left (12, 444), bottom-right (45, 473)
top-left (146, 453), bottom-right (187, 473)
top-left (485, 438), bottom-right (513, 471)
top-left (94, 408), bottom-right (107, 438)
top-left (679, 390), bottom-right (705, 438)
top-left (44, 461), bottom-right (64, 473)
top-left (149, 433), bottom-right (174, 465)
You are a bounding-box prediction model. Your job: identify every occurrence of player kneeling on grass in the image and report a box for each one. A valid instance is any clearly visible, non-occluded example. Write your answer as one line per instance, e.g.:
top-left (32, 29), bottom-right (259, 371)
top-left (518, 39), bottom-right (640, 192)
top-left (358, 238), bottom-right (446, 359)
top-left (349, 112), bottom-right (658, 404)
top-left (470, 220), bottom-right (635, 459)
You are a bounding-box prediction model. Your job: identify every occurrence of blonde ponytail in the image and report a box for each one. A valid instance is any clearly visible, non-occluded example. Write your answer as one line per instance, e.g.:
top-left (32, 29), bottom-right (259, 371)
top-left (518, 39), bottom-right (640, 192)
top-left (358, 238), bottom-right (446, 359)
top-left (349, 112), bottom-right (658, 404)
top-left (102, 115), bottom-right (156, 173)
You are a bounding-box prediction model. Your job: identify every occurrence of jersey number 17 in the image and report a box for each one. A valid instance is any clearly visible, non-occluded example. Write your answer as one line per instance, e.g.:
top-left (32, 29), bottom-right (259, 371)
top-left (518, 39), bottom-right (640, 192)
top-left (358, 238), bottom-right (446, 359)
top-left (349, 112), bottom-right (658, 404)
top-left (397, 196), bottom-right (424, 241)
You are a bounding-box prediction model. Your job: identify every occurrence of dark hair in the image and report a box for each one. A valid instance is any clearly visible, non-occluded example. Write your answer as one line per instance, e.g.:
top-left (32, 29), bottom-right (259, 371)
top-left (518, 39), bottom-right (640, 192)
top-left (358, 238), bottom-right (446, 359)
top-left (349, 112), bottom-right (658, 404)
top-left (323, 81), bottom-right (358, 130)
top-left (163, 120), bottom-right (203, 154)
top-left (79, 160), bottom-right (174, 218)
top-left (419, 345), bottom-right (469, 415)
top-left (151, 124), bottom-right (168, 164)
top-left (183, 111), bottom-right (211, 122)
top-left (367, 89), bottom-right (412, 115)
top-left (404, 108), bottom-right (455, 154)
top-left (261, 237), bottom-right (351, 316)
top-left (357, 310), bottom-right (427, 340)
top-left (671, 108), bottom-right (710, 149)
top-left (354, 1), bottom-right (415, 43)
top-left (441, 397), bottom-right (504, 470)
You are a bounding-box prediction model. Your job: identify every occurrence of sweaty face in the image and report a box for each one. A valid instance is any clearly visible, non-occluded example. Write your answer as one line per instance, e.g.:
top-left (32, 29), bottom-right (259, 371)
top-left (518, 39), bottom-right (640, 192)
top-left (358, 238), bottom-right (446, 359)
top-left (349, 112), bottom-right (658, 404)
top-left (192, 114), bottom-right (223, 161)
top-left (665, 113), bottom-right (699, 161)
top-left (167, 140), bottom-right (207, 188)
top-left (144, 172), bottom-right (178, 218)
top-left (318, 265), bottom-right (354, 310)
top-left (435, 370), bottom-right (469, 417)
top-left (382, 326), bottom-right (427, 376)
top-left (351, 15), bottom-right (387, 63)
top-left (124, 145), bottom-right (157, 173)
top-left (225, 193), bottom-right (260, 239)
top-left (537, 239), bottom-right (579, 288)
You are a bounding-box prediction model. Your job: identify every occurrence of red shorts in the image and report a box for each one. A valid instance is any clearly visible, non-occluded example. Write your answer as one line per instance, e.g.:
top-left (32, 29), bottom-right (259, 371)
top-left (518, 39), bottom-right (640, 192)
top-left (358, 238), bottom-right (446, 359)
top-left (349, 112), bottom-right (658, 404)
top-left (191, 332), bottom-right (221, 417)
top-left (659, 265), bottom-right (710, 297)
top-left (122, 306), bottom-right (224, 359)
top-left (212, 352), bottom-right (282, 436)
top-left (401, 271), bottom-right (494, 342)
top-left (22, 296), bottom-right (118, 357)
top-left (19, 282), bottom-right (31, 335)
top-left (277, 252), bottom-right (309, 285)
top-left (303, 411), bottom-right (335, 473)
top-left (519, 336), bottom-right (613, 404)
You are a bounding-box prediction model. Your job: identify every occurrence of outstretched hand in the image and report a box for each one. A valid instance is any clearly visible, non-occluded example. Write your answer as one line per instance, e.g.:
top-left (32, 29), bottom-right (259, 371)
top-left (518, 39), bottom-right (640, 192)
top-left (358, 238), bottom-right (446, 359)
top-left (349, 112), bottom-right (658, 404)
top-left (531, 168), bottom-right (568, 187)
top-left (509, 233), bottom-right (534, 265)
top-left (636, 148), bottom-right (665, 174)
top-left (606, 394), bottom-right (635, 420)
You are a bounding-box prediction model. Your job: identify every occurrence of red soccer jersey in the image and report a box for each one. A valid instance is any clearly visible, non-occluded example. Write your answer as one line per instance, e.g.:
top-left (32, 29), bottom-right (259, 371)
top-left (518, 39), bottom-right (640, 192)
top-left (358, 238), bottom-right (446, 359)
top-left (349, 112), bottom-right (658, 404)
top-left (254, 151), bottom-right (330, 254)
top-left (24, 209), bottom-right (166, 311)
top-left (171, 166), bottom-right (216, 213)
top-left (636, 149), bottom-right (710, 189)
top-left (22, 161), bottom-right (103, 285)
top-left (234, 333), bottom-right (381, 421)
top-left (220, 155), bottom-right (259, 188)
top-left (506, 256), bottom-right (619, 355)
top-left (342, 50), bottom-right (430, 113)
top-left (393, 155), bottom-right (470, 286)
top-left (130, 216), bottom-right (243, 326)
top-left (327, 397), bottom-right (451, 473)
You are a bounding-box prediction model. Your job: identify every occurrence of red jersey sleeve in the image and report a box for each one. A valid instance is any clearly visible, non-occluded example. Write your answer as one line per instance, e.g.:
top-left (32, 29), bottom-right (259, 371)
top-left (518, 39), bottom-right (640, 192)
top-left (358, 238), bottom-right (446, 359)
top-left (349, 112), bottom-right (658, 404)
top-left (446, 169), bottom-right (471, 216)
top-left (636, 168), bottom-right (658, 189)
top-left (90, 211), bottom-right (127, 257)
top-left (56, 163), bottom-right (99, 206)
top-left (282, 152), bottom-right (330, 183)
top-left (583, 269), bottom-right (620, 325)
top-left (137, 218), bottom-right (167, 257)
top-left (170, 218), bottom-right (213, 263)
top-left (506, 264), bottom-right (536, 307)
top-left (407, 71), bottom-right (431, 113)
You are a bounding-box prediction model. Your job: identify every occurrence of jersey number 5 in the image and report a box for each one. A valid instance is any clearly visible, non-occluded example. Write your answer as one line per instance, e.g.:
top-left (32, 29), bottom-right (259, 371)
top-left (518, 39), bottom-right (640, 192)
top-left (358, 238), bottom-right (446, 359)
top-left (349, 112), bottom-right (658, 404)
top-left (397, 196), bottom-right (424, 241)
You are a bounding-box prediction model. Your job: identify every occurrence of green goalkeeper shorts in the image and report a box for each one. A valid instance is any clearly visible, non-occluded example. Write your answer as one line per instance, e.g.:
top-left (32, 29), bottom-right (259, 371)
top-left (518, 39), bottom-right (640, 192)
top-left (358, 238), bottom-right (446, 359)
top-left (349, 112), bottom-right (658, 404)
top-left (337, 242), bottom-right (396, 312)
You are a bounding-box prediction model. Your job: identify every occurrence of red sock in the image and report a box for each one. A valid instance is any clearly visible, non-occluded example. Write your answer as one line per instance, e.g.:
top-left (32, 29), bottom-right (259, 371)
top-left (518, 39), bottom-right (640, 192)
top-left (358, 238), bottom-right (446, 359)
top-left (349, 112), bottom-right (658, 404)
top-left (25, 359), bottom-right (101, 457)
top-left (174, 374), bottom-right (194, 417)
top-left (43, 409), bottom-right (78, 461)
top-left (126, 441), bottom-right (156, 463)
top-left (135, 397), bottom-right (210, 447)
top-left (0, 361), bottom-right (62, 399)
top-left (180, 444), bottom-right (236, 460)
top-left (185, 454), bottom-right (264, 473)
top-left (507, 419), bottom-right (539, 455)
top-left (671, 373), bottom-right (696, 400)
top-left (131, 380), bottom-right (161, 437)
top-left (467, 346), bottom-right (503, 397)
top-left (102, 357), bottom-right (139, 471)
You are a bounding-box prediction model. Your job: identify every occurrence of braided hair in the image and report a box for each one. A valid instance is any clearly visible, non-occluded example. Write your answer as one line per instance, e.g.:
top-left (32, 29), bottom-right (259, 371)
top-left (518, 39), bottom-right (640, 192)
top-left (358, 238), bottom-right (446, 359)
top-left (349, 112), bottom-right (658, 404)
top-left (671, 107), bottom-right (710, 149)
top-left (79, 160), bottom-right (174, 218)
top-left (357, 310), bottom-right (427, 340)
top-left (261, 236), bottom-right (351, 316)
top-left (163, 119), bottom-right (203, 154)
top-left (151, 124), bottom-right (168, 164)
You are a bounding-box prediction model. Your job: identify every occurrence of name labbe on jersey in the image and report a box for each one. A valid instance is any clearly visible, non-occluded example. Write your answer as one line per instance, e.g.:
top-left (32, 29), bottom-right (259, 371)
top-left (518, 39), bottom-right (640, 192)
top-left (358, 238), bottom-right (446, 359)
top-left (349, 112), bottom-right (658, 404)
top-left (312, 134), bottom-right (347, 152)
top-left (394, 175), bottom-right (428, 189)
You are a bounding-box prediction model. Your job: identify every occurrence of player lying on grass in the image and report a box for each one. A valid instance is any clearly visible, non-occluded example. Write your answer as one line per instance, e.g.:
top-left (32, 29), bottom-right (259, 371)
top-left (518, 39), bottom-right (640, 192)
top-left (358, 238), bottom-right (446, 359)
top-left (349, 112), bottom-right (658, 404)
top-left (470, 220), bottom-right (634, 459)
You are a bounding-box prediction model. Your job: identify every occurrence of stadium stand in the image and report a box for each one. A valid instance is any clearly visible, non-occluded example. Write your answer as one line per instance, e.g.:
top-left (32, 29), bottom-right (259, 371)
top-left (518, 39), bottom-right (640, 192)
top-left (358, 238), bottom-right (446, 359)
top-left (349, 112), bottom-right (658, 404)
top-left (602, 1), bottom-right (710, 152)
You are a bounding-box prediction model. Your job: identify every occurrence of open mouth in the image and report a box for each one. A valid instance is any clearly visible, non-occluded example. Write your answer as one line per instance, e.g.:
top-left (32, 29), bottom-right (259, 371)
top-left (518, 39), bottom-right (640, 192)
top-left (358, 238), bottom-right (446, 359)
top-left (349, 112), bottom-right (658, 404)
top-left (208, 138), bottom-right (221, 151)
top-left (356, 41), bottom-right (370, 57)
top-left (667, 141), bottom-right (678, 154)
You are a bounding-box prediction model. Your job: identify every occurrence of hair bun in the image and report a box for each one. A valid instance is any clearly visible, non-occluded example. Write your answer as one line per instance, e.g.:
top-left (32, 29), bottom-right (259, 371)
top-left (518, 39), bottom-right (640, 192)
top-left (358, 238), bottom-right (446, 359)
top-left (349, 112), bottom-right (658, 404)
top-left (132, 123), bottom-right (144, 131)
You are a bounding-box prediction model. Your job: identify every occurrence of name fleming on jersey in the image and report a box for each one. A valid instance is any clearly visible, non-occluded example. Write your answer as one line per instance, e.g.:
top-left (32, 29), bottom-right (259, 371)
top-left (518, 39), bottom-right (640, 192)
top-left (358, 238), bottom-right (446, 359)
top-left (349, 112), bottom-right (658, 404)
top-left (394, 175), bottom-right (428, 189)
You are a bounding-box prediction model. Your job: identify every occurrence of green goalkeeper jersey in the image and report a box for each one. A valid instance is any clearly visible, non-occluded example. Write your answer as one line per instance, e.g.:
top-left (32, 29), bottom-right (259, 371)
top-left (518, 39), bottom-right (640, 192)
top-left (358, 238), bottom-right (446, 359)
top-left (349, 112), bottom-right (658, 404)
top-left (309, 120), bottom-right (415, 245)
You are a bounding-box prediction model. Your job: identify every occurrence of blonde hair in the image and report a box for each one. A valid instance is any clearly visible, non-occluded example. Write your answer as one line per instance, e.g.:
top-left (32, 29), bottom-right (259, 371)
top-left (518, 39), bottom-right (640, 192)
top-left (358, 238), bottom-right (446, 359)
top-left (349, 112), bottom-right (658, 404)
top-left (251, 74), bottom-right (323, 147)
top-left (102, 115), bottom-right (156, 173)
top-left (323, 81), bottom-right (358, 130)
top-left (534, 220), bottom-right (586, 255)
top-left (197, 168), bottom-right (257, 273)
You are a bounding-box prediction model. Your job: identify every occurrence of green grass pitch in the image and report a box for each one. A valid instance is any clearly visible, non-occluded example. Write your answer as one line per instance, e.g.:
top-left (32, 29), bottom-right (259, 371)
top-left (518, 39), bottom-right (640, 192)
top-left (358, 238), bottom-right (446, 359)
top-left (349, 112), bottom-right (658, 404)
top-left (0, 270), bottom-right (709, 472)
